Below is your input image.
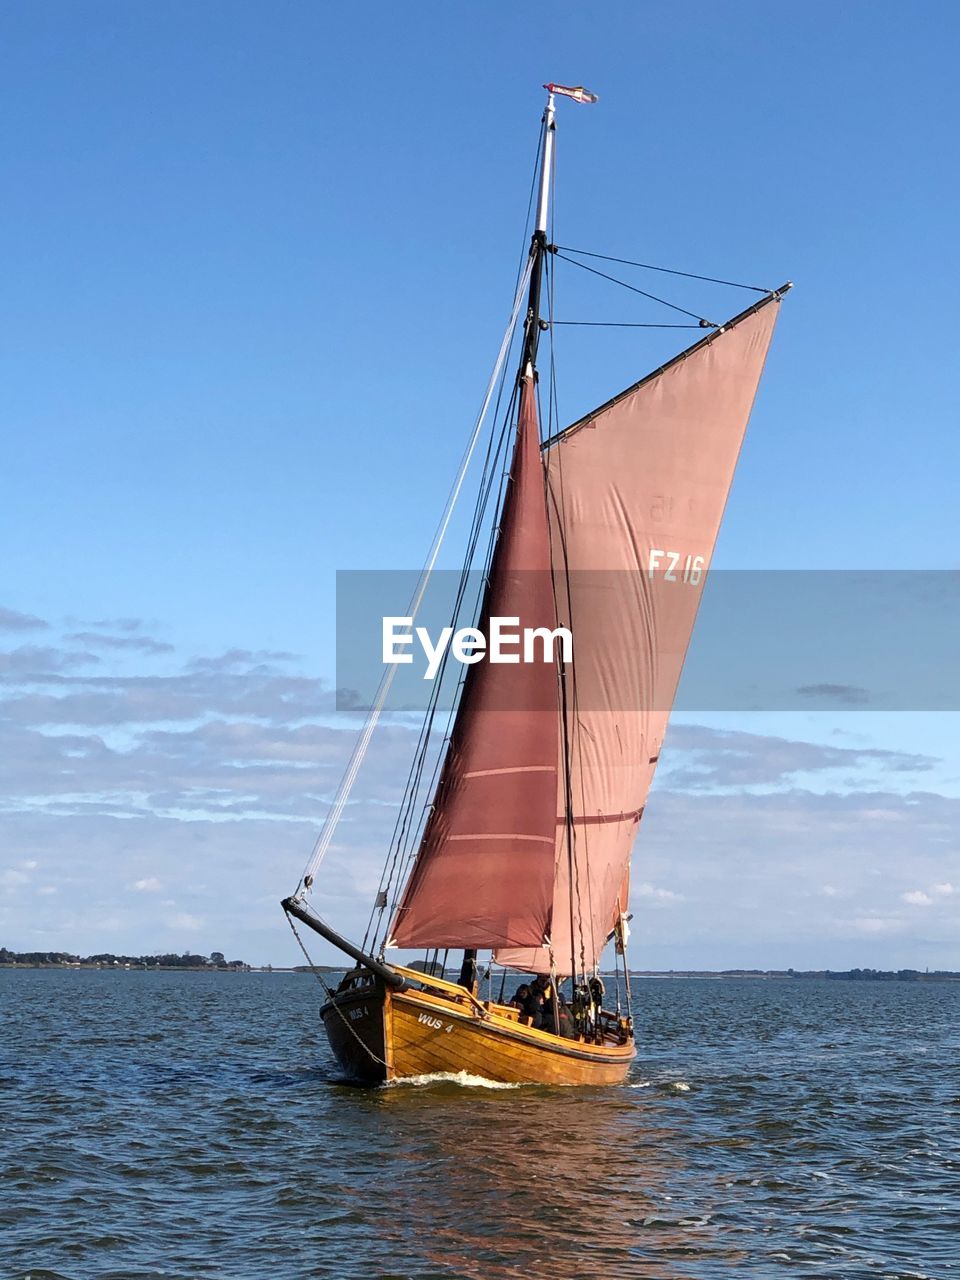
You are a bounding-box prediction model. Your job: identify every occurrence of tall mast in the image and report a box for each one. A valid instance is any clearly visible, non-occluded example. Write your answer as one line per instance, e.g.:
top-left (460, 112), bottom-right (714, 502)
top-left (439, 85), bottom-right (599, 996)
top-left (452, 91), bottom-right (558, 997)
top-left (519, 89), bottom-right (556, 378)
top-left (518, 84), bottom-right (597, 380)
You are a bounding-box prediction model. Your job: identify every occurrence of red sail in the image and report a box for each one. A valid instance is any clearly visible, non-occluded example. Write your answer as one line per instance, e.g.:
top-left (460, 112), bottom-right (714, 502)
top-left (388, 377), bottom-right (559, 950)
top-left (498, 296), bottom-right (782, 974)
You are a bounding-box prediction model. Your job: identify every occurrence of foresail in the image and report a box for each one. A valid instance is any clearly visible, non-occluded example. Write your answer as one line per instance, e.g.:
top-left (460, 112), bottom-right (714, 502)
top-left (388, 377), bottom-right (559, 950)
top-left (497, 294), bottom-right (783, 974)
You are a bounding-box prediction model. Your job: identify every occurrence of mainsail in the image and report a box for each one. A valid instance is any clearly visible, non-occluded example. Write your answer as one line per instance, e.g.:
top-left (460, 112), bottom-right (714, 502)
top-left (497, 294), bottom-right (783, 974)
top-left (388, 376), bottom-right (560, 950)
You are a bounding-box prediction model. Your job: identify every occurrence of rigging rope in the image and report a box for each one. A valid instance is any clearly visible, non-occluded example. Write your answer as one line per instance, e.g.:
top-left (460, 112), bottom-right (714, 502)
top-left (297, 256), bottom-right (534, 896)
top-left (285, 912), bottom-right (389, 1069)
top-left (553, 251), bottom-right (716, 326)
top-left (552, 320), bottom-right (703, 329)
top-left (363, 368), bottom-right (521, 953)
top-left (547, 134), bottom-right (581, 987)
top-left (361, 121), bottom-right (552, 951)
top-left (546, 243), bottom-right (596, 987)
top-left (372, 381), bottom-right (522, 952)
top-left (554, 245), bottom-right (771, 294)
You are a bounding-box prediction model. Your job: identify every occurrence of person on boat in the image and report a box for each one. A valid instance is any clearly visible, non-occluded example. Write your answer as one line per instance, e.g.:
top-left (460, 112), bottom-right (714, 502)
top-left (558, 1004), bottom-right (577, 1038)
top-left (509, 980), bottom-right (545, 1028)
top-left (529, 974), bottom-right (580, 1038)
top-left (512, 983), bottom-right (535, 1024)
top-left (532, 972), bottom-right (553, 1003)
top-left (529, 973), bottom-right (556, 1031)
top-left (510, 983), bottom-right (531, 1017)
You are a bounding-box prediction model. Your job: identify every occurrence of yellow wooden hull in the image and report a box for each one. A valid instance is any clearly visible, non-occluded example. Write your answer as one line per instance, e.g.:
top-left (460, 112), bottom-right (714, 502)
top-left (320, 967), bottom-right (636, 1087)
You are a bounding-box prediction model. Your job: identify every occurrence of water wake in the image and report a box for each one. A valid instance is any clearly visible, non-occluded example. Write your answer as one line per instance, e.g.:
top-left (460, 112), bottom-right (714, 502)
top-left (386, 1070), bottom-right (524, 1090)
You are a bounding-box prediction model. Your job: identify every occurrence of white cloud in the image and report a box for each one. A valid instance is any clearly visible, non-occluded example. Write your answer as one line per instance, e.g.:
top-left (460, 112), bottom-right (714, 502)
top-left (819, 884), bottom-right (840, 897)
top-left (932, 882), bottom-right (954, 896)
top-left (129, 877), bottom-right (162, 892)
top-left (852, 916), bottom-right (904, 935)
top-left (1, 869), bottom-right (30, 887)
top-left (165, 912), bottom-right (204, 931)
top-left (901, 890), bottom-right (932, 906)
top-left (635, 882), bottom-right (684, 902)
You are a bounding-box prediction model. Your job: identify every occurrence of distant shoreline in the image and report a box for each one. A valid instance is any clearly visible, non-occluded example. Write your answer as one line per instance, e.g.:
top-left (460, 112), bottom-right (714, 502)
top-left (3, 961), bottom-right (958, 982)
top-left (626, 970), bottom-right (960, 982)
top-left (0, 961), bottom-right (259, 972)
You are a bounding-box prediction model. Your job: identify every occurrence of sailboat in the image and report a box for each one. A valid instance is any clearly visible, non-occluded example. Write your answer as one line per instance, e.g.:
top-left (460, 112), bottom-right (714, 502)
top-left (282, 85), bottom-right (788, 1086)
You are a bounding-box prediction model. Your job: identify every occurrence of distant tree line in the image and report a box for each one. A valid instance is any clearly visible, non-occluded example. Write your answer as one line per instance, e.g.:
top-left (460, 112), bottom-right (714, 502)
top-left (793, 967), bottom-right (960, 981)
top-left (636, 967), bottom-right (960, 981)
top-left (0, 946), bottom-right (249, 970)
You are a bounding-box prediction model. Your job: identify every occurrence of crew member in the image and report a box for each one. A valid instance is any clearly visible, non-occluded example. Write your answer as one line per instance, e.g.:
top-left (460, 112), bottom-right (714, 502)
top-left (530, 973), bottom-right (555, 1031)
top-left (510, 983), bottom-right (531, 1019)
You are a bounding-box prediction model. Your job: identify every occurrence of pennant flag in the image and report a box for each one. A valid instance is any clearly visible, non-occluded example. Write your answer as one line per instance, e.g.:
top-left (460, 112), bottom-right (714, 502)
top-left (544, 83), bottom-right (599, 105)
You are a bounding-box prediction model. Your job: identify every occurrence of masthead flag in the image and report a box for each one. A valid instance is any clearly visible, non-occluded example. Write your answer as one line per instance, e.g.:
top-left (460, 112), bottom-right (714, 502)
top-left (544, 83), bottom-right (599, 104)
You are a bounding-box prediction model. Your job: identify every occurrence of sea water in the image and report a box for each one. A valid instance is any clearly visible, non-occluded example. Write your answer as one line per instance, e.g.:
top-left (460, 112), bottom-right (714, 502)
top-left (1, 969), bottom-right (958, 1279)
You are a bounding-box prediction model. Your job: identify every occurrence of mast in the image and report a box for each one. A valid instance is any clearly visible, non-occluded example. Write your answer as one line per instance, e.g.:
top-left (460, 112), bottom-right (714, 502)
top-left (455, 91), bottom-right (555, 995)
top-left (453, 85), bottom-right (599, 993)
top-left (519, 88), bottom-right (556, 377)
top-left (386, 84), bottom-right (598, 990)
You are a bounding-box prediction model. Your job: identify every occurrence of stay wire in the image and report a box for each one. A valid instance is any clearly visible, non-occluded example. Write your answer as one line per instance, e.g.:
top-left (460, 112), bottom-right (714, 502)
top-left (377, 398), bottom-right (516, 952)
top-left (299, 255), bottom-right (533, 903)
top-left (364, 126), bottom-right (549, 952)
top-left (548, 386), bottom-right (594, 986)
top-left (545, 153), bottom-right (589, 990)
top-left (382, 238), bottom-right (530, 945)
top-left (552, 320), bottom-right (702, 329)
top-left (553, 251), bottom-right (716, 326)
top-left (368, 374), bottom-right (522, 954)
top-left (514, 126), bottom-right (544, 292)
top-left (386, 136), bottom-right (546, 884)
top-left (554, 244), bottom-right (771, 294)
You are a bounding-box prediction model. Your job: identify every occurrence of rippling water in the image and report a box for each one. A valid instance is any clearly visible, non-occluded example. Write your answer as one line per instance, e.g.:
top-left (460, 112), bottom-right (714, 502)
top-left (2, 970), bottom-right (958, 1279)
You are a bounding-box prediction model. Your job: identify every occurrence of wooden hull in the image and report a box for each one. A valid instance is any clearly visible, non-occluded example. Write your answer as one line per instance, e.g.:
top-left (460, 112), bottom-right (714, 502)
top-left (320, 969), bottom-right (636, 1087)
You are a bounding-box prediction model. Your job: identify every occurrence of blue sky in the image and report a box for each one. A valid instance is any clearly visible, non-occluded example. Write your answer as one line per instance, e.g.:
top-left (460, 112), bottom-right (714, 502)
top-left (1, 2), bottom-right (958, 967)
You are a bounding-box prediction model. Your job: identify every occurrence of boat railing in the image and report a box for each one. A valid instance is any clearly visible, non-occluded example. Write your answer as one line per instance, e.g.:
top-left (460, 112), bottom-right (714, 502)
top-left (390, 963), bottom-right (490, 1018)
